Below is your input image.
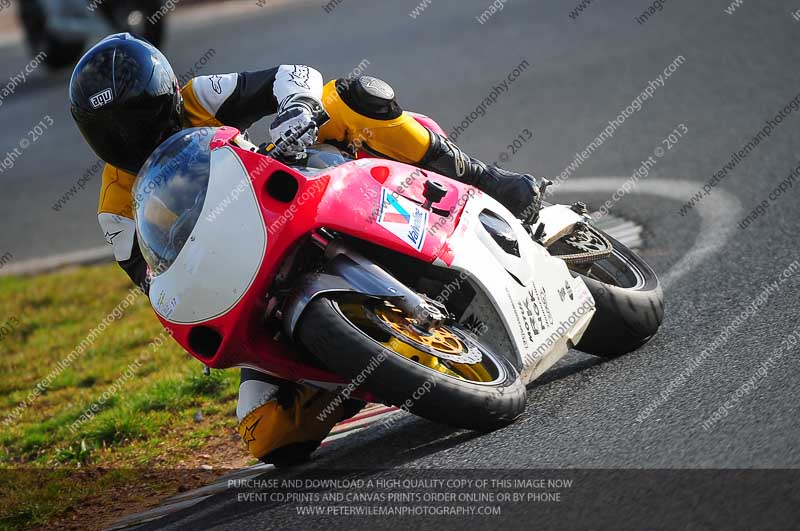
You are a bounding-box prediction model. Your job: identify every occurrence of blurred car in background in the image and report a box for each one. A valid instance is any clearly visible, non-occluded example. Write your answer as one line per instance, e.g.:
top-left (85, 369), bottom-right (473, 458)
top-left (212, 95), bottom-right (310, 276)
top-left (17, 0), bottom-right (166, 69)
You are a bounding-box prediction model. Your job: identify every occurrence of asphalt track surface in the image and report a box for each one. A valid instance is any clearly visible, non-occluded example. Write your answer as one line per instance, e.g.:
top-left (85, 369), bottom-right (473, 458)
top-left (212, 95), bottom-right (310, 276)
top-left (1, 0), bottom-right (800, 529)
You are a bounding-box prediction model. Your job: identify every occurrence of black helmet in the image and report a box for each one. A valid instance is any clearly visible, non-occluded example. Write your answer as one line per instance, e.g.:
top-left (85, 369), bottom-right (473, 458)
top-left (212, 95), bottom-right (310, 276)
top-left (69, 33), bottom-right (183, 174)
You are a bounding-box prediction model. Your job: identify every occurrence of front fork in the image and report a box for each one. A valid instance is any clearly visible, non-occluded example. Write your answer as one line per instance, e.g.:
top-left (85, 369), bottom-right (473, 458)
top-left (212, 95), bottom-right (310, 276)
top-left (282, 234), bottom-right (448, 338)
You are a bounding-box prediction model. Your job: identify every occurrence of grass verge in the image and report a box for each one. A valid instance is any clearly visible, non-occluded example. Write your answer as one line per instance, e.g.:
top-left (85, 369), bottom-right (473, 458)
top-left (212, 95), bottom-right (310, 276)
top-left (0, 263), bottom-right (254, 530)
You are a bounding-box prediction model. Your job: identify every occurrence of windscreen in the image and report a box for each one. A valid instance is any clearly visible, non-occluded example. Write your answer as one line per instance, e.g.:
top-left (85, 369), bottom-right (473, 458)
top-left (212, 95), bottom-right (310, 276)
top-left (133, 127), bottom-right (216, 275)
top-left (292, 144), bottom-right (353, 176)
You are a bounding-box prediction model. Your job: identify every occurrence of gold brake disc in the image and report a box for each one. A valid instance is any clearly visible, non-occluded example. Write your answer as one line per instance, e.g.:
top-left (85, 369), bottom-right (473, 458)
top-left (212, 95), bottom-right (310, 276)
top-left (376, 306), bottom-right (464, 355)
top-left (336, 302), bottom-right (496, 382)
top-left (371, 305), bottom-right (492, 382)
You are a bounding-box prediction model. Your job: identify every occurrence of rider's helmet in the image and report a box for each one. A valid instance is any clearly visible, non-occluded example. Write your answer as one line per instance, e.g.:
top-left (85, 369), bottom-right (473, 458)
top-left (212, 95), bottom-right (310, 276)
top-left (69, 33), bottom-right (183, 174)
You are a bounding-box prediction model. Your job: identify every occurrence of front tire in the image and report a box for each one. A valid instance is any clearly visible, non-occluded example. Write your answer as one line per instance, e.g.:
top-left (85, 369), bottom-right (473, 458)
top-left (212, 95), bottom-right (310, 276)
top-left (297, 297), bottom-right (526, 432)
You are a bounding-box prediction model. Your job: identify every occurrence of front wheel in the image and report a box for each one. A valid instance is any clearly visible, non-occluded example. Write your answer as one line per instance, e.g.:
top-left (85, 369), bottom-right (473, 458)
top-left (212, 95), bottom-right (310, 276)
top-left (296, 297), bottom-right (526, 432)
top-left (551, 225), bottom-right (664, 358)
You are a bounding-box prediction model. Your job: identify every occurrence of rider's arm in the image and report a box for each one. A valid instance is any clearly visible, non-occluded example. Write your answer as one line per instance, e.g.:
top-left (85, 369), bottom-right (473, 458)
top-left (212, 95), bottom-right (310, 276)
top-left (98, 165), bottom-right (150, 295)
top-left (182, 65), bottom-right (324, 131)
top-left (98, 212), bottom-right (150, 295)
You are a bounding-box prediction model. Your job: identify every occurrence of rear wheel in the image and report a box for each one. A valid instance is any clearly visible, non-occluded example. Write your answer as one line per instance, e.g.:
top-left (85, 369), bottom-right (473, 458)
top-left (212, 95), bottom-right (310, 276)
top-left (550, 224), bottom-right (664, 358)
top-left (297, 297), bottom-right (526, 431)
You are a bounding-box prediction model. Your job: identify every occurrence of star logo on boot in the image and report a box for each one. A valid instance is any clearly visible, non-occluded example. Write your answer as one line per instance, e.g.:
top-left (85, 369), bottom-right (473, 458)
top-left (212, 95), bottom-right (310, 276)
top-left (243, 416), bottom-right (262, 448)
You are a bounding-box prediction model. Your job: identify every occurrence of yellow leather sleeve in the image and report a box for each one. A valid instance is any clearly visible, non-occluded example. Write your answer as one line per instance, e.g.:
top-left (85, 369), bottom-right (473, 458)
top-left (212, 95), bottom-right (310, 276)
top-left (181, 79), bottom-right (224, 128)
top-left (97, 164), bottom-right (136, 218)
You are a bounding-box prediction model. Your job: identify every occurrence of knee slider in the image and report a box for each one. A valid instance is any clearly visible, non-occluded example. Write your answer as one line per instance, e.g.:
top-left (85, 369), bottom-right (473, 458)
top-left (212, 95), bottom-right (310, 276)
top-left (336, 76), bottom-right (403, 120)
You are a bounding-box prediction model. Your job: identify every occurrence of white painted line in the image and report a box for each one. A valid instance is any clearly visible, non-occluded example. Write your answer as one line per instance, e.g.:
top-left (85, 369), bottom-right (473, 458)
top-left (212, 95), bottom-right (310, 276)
top-left (608, 225), bottom-right (643, 241)
top-left (591, 214), bottom-right (643, 250)
top-left (559, 177), bottom-right (741, 290)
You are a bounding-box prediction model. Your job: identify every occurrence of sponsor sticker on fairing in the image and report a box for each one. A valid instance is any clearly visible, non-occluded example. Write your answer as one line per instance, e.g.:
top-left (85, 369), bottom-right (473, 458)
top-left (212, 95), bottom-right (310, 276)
top-left (376, 187), bottom-right (429, 251)
top-left (154, 290), bottom-right (179, 318)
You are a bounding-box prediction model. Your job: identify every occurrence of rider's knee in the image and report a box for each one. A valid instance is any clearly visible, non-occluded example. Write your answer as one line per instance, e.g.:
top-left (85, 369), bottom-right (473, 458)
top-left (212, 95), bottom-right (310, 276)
top-left (335, 76), bottom-right (403, 120)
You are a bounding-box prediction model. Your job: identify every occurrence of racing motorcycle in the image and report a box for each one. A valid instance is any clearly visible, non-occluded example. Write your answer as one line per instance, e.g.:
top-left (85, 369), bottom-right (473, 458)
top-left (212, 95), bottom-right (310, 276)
top-left (133, 111), bottom-right (664, 431)
top-left (18, 0), bottom-right (166, 69)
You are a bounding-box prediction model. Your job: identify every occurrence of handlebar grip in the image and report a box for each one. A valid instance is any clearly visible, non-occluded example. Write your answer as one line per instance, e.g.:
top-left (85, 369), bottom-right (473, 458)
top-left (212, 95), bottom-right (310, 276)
top-left (259, 106), bottom-right (331, 158)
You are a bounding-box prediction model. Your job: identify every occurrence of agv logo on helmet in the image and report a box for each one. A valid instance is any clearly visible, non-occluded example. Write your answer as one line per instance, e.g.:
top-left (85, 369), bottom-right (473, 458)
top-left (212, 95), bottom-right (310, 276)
top-left (89, 89), bottom-right (114, 109)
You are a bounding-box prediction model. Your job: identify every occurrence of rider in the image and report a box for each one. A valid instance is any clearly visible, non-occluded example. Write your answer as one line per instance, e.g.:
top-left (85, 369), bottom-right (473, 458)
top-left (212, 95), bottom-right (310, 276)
top-left (69, 33), bottom-right (540, 465)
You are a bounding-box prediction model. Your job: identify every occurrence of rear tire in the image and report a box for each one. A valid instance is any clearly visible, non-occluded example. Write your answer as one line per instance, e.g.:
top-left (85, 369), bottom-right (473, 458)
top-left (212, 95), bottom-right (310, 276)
top-left (297, 297), bottom-right (526, 432)
top-left (570, 231), bottom-right (664, 358)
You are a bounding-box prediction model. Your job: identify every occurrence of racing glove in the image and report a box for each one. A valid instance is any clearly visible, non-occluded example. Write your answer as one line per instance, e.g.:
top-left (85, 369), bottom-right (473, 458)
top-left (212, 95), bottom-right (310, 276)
top-left (269, 95), bottom-right (322, 158)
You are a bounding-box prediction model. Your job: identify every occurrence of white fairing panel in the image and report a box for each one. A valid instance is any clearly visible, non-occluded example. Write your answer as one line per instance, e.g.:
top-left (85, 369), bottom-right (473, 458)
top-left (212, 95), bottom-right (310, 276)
top-left (438, 194), bottom-right (596, 384)
top-left (150, 147), bottom-right (266, 324)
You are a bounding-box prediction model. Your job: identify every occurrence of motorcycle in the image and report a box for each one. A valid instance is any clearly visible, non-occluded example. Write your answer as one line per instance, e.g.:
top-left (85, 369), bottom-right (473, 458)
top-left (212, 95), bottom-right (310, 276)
top-left (18, 0), bottom-right (166, 69)
top-left (132, 110), bottom-right (664, 431)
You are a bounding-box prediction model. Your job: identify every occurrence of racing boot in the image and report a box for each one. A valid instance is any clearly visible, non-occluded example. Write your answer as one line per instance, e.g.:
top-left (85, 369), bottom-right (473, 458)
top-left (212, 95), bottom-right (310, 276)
top-left (419, 131), bottom-right (541, 224)
top-left (236, 369), bottom-right (365, 467)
